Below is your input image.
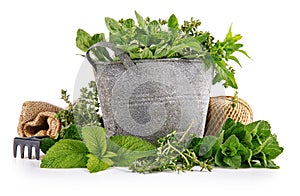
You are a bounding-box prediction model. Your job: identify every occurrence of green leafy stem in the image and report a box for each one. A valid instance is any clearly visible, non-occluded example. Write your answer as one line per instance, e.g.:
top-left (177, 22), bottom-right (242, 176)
top-left (76, 11), bottom-right (251, 90)
top-left (40, 81), bottom-right (283, 173)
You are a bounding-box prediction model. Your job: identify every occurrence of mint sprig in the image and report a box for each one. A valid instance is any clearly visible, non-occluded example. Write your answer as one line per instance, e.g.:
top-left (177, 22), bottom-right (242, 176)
top-left (41, 126), bottom-right (156, 173)
top-left (40, 139), bottom-right (89, 169)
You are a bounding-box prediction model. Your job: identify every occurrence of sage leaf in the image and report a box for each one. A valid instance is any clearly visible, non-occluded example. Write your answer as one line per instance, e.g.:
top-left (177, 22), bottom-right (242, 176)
top-left (135, 11), bottom-right (146, 29)
top-left (76, 29), bottom-right (92, 52)
top-left (168, 14), bottom-right (179, 30)
top-left (105, 17), bottom-right (121, 33)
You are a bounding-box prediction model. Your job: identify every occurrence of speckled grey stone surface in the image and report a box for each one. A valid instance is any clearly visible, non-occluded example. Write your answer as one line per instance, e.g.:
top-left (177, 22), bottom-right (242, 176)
top-left (86, 42), bottom-right (213, 143)
top-left (91, 58), bottom-right (213, 144)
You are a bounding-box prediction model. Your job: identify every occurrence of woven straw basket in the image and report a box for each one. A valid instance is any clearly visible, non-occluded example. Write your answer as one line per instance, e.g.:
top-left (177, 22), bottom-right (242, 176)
top-left (204, 96), bottom-right (253, 136)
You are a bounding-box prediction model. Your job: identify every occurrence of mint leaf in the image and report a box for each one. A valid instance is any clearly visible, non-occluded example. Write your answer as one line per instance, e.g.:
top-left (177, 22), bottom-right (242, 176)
top-left (82, 126), bottom-right (107, 158)
top-left (223, 154), bottom-right (241, 169)
top-left (260, 134), bottom-right (284, 160)
top-left (221, 135), bottom-right (240, 157)
top-left (41, 139), bottom-right (89, 168)
top-left (61, 124), bottom-right (82, 140)
top-left (231, 123), bottom-right (253, 148)
top-left (107, 135), bottom-right (156, 166)
top-left (40, 137), bottom-right (56, 154)
top-left (245, 120), bottom-right (271, 138)
top-left (191, 136), bottom-right (219, 159)
top-left (219, 119), bottom-right (284, 169)
top-left (237, 143), bottom-right (251, 165)
top-left (86, 154), bottom-right (111, 173)
top-left (215, 149), bottom-right (227, 167)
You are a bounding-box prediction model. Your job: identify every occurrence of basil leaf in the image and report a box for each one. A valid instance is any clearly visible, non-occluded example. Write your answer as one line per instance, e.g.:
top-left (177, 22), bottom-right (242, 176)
top-left (41, 139), bottom-right (89, 168)
top-left (82, 126), bottom-right (107, 158)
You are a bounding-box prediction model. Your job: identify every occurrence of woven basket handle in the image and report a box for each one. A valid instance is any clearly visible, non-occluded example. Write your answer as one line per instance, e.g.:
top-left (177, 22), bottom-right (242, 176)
top-left (86, 42), bottom-right (135, 71)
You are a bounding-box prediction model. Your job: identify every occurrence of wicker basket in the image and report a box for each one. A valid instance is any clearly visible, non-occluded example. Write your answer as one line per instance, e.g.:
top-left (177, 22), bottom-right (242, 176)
top-left (204, 96), bottom-right (253, 136)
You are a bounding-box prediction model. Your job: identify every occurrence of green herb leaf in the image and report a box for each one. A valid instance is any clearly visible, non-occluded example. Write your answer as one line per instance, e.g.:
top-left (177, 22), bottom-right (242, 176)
top-left (82, 126), bottom-right (107, 158)
top-left (61, 124), bottom-right (82, 140)
top-left (135, 11), bottom-right (146, 29)
top-left (130, 47), bottom-right (153, 59)
top-left (261, 135), bottom-right (284, 160)
top-left (228, 55), bottom-right (242, 67)
top-left (105, 17), bottom-right (121, 33)
top-left (237, 49), bottom-right (252, 59)
top-left (41, 139), bottom-right (89, 168)
top-left (107, 135), bottom-right (156, 166)
top-left (76, 29), bottom-right (92, 52)
top-left (40, 137), bottom-right (56, 154)
top-left (190, 136), bottom-right (219, 159)
top-left (221, 135), bottom-right (240, 157)
top-left (223, 154), bottom-right (241, 169)
top-left (86, 154), bottom-right (111, 173)
top-left (168, 14), bottom-right (179, 30)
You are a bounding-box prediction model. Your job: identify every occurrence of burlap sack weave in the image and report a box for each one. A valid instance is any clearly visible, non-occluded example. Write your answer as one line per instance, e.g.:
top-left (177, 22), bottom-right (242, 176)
top-left (205, 96), bottom-right (253, 136)
top-left (17, 97), bottom-right (252, 138)
top-left (17, 101), bottom-right (62, 138)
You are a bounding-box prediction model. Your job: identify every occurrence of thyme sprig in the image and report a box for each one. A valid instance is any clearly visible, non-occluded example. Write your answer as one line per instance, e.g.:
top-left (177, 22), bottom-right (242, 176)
top-left (55, 81), bottom-right (102, 140)
top-left (130, 124), bottom-right (213, 173)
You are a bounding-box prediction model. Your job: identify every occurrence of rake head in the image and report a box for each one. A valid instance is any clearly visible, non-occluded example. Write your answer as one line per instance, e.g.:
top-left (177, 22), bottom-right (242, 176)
top-left (13, 136), bottom-right (49, 160)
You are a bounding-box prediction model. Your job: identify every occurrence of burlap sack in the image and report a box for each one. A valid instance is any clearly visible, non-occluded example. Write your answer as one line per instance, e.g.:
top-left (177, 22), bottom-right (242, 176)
top-left (17, 101), bottom-right (62, 138)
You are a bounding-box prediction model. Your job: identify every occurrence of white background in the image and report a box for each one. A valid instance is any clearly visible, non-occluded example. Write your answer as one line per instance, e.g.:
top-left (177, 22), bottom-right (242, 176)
top-left (0, 0), bottom-right (299, 195)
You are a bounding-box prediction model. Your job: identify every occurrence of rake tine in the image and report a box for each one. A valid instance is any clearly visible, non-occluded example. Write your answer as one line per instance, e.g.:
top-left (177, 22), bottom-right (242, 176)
top-left (13, 136), bottom-right (48, 160)
top-left (35, 145), bottom-right (41, 160)
top-left (28, 145), bottom-right (32, 159)
top-left (13, 138), bottom-right (18, 158)
top-left (20, 144), bottom-right (25, 159)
